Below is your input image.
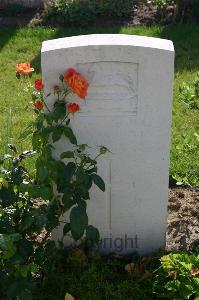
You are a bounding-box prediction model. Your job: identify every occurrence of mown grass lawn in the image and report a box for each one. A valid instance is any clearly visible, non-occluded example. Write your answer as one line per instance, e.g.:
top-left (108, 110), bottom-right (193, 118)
top-left (0, 25), bottom-right (198, 186)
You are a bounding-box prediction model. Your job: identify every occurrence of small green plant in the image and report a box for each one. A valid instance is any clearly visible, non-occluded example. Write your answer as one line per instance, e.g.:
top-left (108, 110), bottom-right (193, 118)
top-left (46, 0), bottom-right (133, 25)
top-left (155, 252), bottom-right (199, 299)
top-left (0, 144), bottom-right (49, 299)
top-left (170, 132), bottom-right (199, 186)
top-left (179, 73), bottom-right (199, 109)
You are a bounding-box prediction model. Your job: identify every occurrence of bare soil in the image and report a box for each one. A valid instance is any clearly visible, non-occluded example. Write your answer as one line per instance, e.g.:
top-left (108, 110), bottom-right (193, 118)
top-left (35, 188), bottom-right (199, 253)
top-left (166, 187), bottom-right (199, 252)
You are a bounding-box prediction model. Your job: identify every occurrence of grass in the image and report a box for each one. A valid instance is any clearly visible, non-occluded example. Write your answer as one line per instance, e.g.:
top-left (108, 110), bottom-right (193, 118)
top-left (0, 25), bottom-right (198, 186)
top-left (32, 247), bottom-right (199, 300)
top-left (33, 248), bottom-right (162, 300)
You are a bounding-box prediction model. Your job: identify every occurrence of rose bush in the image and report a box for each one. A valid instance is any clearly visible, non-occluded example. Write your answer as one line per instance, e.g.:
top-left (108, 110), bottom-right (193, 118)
top-left (0, 62), bottom-right (107, 299)
top-left (21, 62), bottom-right (107, 243)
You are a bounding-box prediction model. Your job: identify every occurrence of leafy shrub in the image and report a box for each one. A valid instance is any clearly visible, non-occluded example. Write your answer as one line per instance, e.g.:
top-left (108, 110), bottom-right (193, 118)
top-left (0, 145), bottom-right (49, 299)
top-left (2, 3), bottom-right (27, 16)
top-left (29, 71), bottom-right (107, 244)
top-left (179, 73), bottom-right (199, 110)
top-left (96, 0), bottom-right (133, 17)
top-left (170, 132), bottom-right (199, 186)
top-left (46, 0), bottom-right (97, 25)
top-left (46, 0), bottom-right (133, 25)
top-left (155, 252), bottom-right (199, 299)
top-left (0, 62), bottom-right (107, 299)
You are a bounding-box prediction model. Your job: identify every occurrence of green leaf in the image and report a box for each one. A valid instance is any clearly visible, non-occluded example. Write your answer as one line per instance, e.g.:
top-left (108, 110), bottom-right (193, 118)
top-left (3, 153), bottom-right (12, 159)
top-left (76, 199), bottom-right (87, 210)
top-left (86, 225), bottom-right (100, 243)
top-left (76, 184), bottom-right (90, 200)
top-left (60, 151), bottom-right (74, 159)
top-left (62, 193), bottom-right (75, 210)
top-left (32, 132), bottom-right (41, 150)
top-left (19, 150), bottom-right (36, 160)
top-left (17, 239), bottom-right (34, 262)
top-left (76, 167), bottom-right (90, 185)
top-left (1, 233), bottom-right (21, 243)
top-left (57, 162), bottom-right (76, 192)
top-left (7, 144), bottom-right (17, 153)
top-left (70, 206), bottom-right (88, 241)
top-left (19, 214), bottom-right (34, 232)
top-left (64, 127), bottom-right (77, 145)
top-left (0, 233), bottom-right (21, 254)
top-left (28, 185), bottom-right (52, 200)
top-left (52, 101), bottom-right (66, 122)
top-left (63, 223), bottom-right (71, 235)
top-left (12, 166), bottom-right (26, 185)
top-left (91, 174), bottom-right (105, 192)
top-left (0, 186), bottom-right (15, 207)
top-left (36, 162), bottom-right (48, 182)
top-left (52, 126), bottom-right (63, 143)
top-left (78, 144), bottom-right (88, 151)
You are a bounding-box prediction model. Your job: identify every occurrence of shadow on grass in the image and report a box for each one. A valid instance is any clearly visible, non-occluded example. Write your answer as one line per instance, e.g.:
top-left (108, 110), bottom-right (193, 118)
top-left (160, 25), bottom-right (199, 73)
top-left (30, 24), bottom-right (199, 75)
top-left (0, 26), bottom-right (17, 51)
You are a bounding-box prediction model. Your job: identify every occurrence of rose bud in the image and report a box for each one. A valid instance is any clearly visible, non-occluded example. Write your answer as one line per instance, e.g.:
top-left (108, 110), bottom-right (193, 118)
top-left (33, 101), bottom-right (44, 110)
top-left (35, 79), bottom-right (44, 91)
top-left (67, 102), bottom-right (80, 114)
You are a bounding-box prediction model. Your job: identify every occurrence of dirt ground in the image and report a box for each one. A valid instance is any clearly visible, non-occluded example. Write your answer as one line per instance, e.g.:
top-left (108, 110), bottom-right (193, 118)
top-left (166, 187), bottom-right (199, 252)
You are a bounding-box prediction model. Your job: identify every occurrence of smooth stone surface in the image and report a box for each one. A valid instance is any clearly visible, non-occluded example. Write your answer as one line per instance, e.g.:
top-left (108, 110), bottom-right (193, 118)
top-left (41, 34), bottom-right (174, 255)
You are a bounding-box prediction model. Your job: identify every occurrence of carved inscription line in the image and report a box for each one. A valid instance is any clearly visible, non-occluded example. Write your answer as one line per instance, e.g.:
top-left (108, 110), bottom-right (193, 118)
top-left (108, 160), bottom-right (112, 230)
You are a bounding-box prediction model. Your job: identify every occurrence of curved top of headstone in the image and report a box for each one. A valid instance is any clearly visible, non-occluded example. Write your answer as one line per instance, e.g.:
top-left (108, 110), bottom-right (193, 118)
top-left (41, 34), bottom-right (174, 53)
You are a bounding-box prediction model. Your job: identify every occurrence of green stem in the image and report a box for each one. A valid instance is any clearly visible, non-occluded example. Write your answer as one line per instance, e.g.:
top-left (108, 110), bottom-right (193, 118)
top-left (44, 101), bottom-right (51, 113)
top-left (59, 113), bottom-right (69, 126)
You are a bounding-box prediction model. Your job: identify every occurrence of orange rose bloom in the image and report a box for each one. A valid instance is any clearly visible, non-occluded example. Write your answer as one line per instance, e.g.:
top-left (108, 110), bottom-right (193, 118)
top-left (64, 68), bottom-right (88, 99)
top-left (16, 62), bottom-right (34, 76)
top-left (67, 102), bottom-right (80, 114)
top-left (33, 101), bottom-right (44, 110)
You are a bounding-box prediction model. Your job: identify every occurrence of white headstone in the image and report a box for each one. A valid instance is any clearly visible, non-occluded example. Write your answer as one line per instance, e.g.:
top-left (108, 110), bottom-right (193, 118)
top-left (41, 34), bottom-right (174, 255)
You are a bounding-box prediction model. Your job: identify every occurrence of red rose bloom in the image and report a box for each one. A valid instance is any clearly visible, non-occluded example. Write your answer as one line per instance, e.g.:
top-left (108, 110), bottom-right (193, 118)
top-left (35, 79), bottom-right (44, 91)
top-left (64, 69), bottom-right (88, 99)
top-left (33, 101), bottom-right (44, 110)
top-left (67, 102), bottom-right (80, 114)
